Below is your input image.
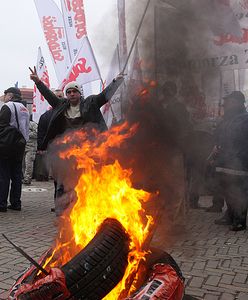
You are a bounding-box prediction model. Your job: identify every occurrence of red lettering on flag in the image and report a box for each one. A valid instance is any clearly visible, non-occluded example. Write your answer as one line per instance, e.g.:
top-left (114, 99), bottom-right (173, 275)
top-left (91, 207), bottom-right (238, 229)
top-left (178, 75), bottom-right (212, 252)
top-left (43, 16), bottom-right (65, 62)
top-left (72, 0), bottom-right (87, 38)
top-left (65, 0), bottom-right (72, 11)
top-left (214, 28), bottom-right (248, 45)
top-left (61, 57), bottom-right (92, 88)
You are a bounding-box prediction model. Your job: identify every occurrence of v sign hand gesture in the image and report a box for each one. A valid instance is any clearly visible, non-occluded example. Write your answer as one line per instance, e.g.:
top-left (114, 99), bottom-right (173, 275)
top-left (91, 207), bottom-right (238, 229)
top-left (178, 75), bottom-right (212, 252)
top-left (29, 66), bottom-right (40, 84)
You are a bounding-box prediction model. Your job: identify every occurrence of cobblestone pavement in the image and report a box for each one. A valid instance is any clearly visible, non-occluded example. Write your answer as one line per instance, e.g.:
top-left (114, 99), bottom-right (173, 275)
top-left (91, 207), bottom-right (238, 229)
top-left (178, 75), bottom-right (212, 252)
top-left (0, 182), bottom-right (247, 300)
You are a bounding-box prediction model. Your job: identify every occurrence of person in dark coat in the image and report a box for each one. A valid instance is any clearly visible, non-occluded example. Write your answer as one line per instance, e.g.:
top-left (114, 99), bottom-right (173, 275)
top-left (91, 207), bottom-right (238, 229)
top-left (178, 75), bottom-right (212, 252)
top-left (35, 89), bottom-right (64, 182)
top-left (37, 89), bottom-right (64, 153)
top-left (30, 67), bottom-right (124, 215)
top-left (213, 91), bottom-right (248, 231)
top-left (0, 87), bottom-right (29, 212)
top-left (35, 90), bottom-right (64, 213)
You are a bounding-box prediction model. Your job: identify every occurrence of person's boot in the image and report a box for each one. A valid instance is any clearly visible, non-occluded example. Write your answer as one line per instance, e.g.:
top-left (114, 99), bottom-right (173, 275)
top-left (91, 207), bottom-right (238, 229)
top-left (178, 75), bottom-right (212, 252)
top-left (229, 223), bottom-right (246, 231)
top-left (230, 214), bottom-right (247, 231)
top-left (7, 205), bottom-right (21, 211)
top-left (22, 178), bottom-right (31, 185)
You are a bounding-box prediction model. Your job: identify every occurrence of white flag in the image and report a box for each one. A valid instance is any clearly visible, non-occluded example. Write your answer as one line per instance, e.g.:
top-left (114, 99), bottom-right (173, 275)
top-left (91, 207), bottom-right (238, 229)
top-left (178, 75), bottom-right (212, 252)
top-left (34, 0), bottom-right (71, 84)
top-left (60, 36), bottom-right (101, 89)
top-left (60, 0), bottom-right (87, 59)
top-left (32, 47), bottom-right (51, 124)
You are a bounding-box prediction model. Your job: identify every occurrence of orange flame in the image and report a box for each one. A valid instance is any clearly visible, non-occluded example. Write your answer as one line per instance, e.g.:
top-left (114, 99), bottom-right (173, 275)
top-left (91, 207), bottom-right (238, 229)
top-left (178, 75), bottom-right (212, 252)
top-left (44, 122), bottom-right (154, 298)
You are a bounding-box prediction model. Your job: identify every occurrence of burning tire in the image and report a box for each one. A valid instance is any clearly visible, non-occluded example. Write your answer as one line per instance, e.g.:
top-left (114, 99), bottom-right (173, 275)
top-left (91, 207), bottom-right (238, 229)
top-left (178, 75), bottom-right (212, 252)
top-left (61, 218), bottom-right (130, 300)
top-left (8, 218), bottom-right (129, 300)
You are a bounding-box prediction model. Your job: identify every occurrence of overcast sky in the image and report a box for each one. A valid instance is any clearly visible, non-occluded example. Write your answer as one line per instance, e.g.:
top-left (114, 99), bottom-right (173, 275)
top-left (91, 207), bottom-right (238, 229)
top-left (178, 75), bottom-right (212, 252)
top-left (0, 0), bottom-right (119, 95)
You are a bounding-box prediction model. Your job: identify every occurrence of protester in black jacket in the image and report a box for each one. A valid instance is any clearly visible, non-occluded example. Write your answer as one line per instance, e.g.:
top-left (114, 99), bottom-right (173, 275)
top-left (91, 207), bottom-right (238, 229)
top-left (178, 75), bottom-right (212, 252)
top-left (30, 67), bottom-right (124, 150)
top-left (213, 91), bottom-right (248, 231)
top-left (30, 67), bottom-right (124, 215)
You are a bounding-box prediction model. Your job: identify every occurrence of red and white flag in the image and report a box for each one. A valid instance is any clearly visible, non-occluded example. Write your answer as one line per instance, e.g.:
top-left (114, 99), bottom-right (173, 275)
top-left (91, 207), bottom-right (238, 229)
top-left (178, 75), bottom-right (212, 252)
top-left (32, 47), bottom-right (51, 124)
top-left (117, 0), bottom-right (128, 70)
top-left (34, 0), bottom-right (71, 84)
top-left (60, 0), bottom-right (87, 59)
top-left (60, 35), bottom-right (101, 89)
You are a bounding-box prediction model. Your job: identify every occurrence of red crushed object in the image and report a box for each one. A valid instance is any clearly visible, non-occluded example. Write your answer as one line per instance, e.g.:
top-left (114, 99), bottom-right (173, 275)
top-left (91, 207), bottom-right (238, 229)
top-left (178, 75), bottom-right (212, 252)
top-left (125, 263), bottom-right (185, 300)
top-left (8, 268), bottom-right (70, 300)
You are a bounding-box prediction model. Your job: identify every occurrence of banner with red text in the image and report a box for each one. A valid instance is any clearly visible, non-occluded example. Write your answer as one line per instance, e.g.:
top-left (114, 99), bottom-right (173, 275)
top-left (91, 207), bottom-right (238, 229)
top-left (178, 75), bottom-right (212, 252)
top-left (117, 0), bottom-right (128, 70)
top-left (34, 0), bottom-right (70, 84)
top-left (156, 1), bottom-right (246, 73)
top-left (60, 0), bottom-right (87, 59)
top-left (60, 35), bottom-right (101, 89)
top-left (32, 47), bottom-right (51, 123)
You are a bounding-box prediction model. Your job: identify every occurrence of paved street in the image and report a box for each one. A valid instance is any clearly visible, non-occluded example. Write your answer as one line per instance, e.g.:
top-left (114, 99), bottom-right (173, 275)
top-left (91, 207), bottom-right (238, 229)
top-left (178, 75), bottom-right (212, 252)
top-left (0, 181), bottom-right (248, 299)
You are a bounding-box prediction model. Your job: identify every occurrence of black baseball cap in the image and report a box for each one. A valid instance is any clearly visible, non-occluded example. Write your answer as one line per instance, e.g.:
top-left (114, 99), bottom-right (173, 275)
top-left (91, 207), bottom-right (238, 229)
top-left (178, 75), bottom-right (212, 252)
top-left (223, 91), bottom-right (245, 103)
top-left (4, 87), bottom-right (21, 96)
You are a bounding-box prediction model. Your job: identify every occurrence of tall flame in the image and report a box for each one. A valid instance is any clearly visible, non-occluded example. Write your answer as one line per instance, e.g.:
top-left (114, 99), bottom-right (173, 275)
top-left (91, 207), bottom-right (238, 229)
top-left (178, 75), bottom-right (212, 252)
top-left (44, 122), bottom-right (154, 298)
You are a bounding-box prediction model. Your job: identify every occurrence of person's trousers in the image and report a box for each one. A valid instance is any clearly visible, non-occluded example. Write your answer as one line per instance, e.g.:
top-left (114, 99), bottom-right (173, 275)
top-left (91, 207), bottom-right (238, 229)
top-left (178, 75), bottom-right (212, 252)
top-left (23, 148), bottom-right (36, 183)
top-left (0, 158), bottom-right (22, 209)
top-left (211, 171), bottom-right (225, 209)
top-left (218, 173), bottom-right (248, 225)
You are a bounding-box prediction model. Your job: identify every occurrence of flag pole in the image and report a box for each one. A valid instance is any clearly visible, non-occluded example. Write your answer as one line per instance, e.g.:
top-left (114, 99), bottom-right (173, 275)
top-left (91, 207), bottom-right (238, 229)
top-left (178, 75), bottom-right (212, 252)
top-left (121, 0), bottom-right (151, 74)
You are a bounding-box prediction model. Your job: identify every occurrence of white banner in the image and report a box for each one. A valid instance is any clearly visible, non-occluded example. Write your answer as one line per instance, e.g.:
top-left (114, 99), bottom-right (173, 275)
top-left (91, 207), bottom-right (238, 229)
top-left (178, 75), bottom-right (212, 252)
top-left (117, 0), bottom-right (128, 70)
top-left (155, 1), bottom-right (248, 72)
top-left (60, 36), bottom-right (101, 89)
top-left (101, 45), bottom-right (121, 128)
top-left (34, 0), bottom-right (71, 84)
top-left (32, 47), bottom-right (51, 124)
top-left (60, 0), bottom-right (87, 59)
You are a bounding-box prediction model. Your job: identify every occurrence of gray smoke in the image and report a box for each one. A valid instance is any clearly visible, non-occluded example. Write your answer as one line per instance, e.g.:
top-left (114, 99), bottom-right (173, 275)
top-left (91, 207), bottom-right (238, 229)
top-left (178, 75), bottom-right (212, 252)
top-left (48, 0), bottom-right (227, 247)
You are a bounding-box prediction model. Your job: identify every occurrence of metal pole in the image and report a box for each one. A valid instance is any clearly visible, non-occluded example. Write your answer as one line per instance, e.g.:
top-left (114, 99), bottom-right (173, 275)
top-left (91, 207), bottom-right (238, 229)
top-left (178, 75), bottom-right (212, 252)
top-left (154, 4), bottom-right (159, 99)
top-left (2, 234), bottom-right (49, 276)
top-left (121, 0), bottom-right (152, 74)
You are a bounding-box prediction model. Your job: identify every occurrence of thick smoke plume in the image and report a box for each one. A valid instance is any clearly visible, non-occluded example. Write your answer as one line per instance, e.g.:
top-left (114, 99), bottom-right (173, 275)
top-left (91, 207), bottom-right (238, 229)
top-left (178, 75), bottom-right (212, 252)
top-left (48, 0), bottom-right (225, 246)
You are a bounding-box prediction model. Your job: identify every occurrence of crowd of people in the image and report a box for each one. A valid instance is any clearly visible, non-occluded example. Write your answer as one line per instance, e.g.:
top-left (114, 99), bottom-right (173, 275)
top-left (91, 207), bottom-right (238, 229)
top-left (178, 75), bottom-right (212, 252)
top-left (0, 69), bottom-right (247, 232)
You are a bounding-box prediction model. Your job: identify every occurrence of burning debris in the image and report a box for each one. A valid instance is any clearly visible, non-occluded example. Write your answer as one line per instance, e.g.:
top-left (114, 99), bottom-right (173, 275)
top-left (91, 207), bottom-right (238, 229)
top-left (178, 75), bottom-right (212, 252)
top-left (7, 120), bottom-right (186, 299)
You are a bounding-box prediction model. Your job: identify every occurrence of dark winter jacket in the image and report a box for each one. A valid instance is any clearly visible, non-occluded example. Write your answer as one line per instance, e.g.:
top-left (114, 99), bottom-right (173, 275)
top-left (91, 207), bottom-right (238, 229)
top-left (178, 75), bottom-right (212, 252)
top-left (215, 111), bottom-right (248, 172)
top-left (36, 78), bottom-right (123, 149)
top-left (37, 109), bottom-right (53, 151)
